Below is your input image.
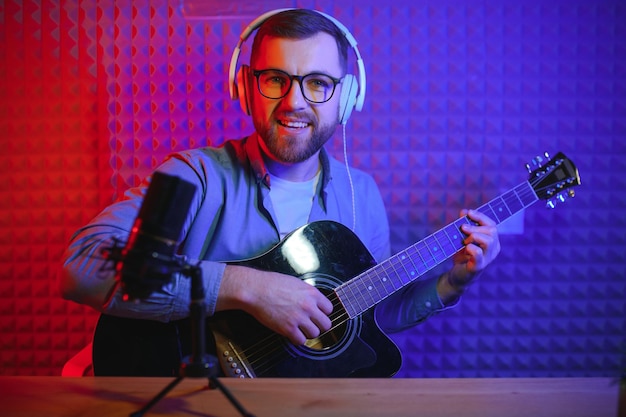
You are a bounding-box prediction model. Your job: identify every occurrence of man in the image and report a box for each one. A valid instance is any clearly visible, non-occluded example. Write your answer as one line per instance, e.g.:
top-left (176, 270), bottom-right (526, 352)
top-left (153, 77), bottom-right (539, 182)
top-left (60, 9), bottom-right (500, 377)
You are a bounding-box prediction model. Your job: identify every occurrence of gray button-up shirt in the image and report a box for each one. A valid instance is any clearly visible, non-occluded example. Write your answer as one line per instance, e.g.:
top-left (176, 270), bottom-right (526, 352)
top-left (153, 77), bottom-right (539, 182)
top-left (63, 133), bottom-right (445, 333)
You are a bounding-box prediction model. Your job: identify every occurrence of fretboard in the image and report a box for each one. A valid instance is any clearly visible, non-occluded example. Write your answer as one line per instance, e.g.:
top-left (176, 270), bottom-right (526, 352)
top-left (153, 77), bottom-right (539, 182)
top-left (334, 180), bottom-right (539, 318)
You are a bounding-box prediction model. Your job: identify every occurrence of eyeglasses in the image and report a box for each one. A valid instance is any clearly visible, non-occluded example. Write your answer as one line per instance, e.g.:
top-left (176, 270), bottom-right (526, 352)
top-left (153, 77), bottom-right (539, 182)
top-left (252, 69), bottom-right (342, 104)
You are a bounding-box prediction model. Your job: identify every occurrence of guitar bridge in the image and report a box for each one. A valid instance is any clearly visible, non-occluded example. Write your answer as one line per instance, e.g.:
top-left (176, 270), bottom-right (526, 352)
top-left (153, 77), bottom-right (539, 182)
top-left (216, 339), bottom-right (255, 378)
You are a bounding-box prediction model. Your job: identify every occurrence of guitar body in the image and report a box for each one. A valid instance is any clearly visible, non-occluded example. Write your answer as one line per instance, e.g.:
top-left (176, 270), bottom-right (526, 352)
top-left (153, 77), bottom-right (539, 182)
top-left (212, 221), bottom-right (403, 378)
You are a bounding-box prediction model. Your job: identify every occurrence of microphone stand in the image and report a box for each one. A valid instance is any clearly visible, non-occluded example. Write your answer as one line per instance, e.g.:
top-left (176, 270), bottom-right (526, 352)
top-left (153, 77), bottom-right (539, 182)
top-left (129, 261), bottom-right (255, 417)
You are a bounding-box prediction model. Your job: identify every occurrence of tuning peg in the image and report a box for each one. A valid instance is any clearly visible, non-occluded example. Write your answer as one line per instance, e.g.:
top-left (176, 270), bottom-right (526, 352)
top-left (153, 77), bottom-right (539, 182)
top-left (525, 158), bottom-right (542, 173)
top-left (544, 178), bottom-right (577, 210)
top-left (547, 191), bottom-right (575, 209)
top-left (526, 153), bottom-right (551, 173)
top-left (526, 158), bottom-right (538, 172)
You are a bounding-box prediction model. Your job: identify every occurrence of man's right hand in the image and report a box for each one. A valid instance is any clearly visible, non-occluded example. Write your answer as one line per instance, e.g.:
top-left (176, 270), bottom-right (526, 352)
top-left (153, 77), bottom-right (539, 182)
top-left (216, 265), bottom-right (334, 345)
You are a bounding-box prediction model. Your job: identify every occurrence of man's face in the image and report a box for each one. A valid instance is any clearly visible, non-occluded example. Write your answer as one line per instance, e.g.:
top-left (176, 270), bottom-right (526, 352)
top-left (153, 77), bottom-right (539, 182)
top-left (249, 32), bottom-right (343, 164)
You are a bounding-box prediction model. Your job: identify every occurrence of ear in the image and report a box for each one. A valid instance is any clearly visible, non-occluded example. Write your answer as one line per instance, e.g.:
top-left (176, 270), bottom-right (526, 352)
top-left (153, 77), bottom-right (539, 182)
top-left (236, 65), bottom-right (252, 116)
top-left (338, 74), bottom-right (357, 125)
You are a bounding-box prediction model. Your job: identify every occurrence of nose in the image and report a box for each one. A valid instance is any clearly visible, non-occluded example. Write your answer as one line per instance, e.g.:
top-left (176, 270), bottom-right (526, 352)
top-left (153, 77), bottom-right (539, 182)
top-left (282, 78), bottom-right (307, 109)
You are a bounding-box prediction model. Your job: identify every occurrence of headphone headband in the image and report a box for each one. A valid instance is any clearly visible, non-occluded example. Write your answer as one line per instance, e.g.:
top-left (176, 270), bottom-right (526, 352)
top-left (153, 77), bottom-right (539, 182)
top-left (228, 8), bottom-right (366, 121)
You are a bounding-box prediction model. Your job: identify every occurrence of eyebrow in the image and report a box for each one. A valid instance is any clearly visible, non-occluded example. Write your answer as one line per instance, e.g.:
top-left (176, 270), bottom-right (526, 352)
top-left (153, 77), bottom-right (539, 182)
top-left (255, 67), bottom-right (342, 78)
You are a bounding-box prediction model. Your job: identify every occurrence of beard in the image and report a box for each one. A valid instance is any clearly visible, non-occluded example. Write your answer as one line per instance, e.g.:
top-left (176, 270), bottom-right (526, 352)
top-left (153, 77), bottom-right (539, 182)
top-left (255, 112), bottom-right (337, 163)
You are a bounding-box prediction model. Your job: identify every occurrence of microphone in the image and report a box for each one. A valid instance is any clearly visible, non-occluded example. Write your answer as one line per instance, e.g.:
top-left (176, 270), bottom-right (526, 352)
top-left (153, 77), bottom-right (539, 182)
top-left (110, 171), bottom-right (197, 301)
top-left (101, 172), bottom-right (256, 417)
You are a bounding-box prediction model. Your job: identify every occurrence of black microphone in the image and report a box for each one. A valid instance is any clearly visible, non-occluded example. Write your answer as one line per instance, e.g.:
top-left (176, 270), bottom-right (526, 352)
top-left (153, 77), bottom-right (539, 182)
top-left (112, 171), bottom-right (197, 301)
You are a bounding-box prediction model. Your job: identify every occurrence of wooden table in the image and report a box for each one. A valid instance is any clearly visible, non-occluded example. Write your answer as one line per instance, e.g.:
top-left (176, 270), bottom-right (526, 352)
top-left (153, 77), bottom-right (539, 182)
top-left (0, 376), bottom-right (620, 417)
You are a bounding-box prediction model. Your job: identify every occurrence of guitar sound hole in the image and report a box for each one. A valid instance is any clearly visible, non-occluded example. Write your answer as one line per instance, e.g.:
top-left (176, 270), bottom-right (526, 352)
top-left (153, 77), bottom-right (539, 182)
top-left (304, 320), bottom-right (347, 351)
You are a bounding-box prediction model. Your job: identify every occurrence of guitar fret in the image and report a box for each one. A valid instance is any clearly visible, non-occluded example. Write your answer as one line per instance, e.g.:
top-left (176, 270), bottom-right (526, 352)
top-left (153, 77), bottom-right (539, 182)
top-left (433, 229), bottom-right (456, 257)
top-left (405, 245), bottom-right (426, 276)
top-left (363, 268), bottom-right (384, 302)
top-left (399, 251), bottom-right (421, 282)
top-left (374, 261), bottom-right (395, 293)
top-left (337, 283), bottom-right (361, 318)
top-left (416, 240), bottom-right (437, 268)
top-left (356, 258), bottom-right (403, 311)
top-left (352, 274), bottom-right (376, 312)
top-left (356, 284), bottom-right (371, 314)
top-left (488, 197), bottom-right (513, 224)
top-left (424, 235), bottom-right (446, 263)
top-left (517, 182), bottom-right (538, 206)
top-left (396, 255), bottom-right (414, 286)
top-left (394, 253), bottom-right (421, 289)
top-left (502, 189), bottom-right (524, 213)
top-left (386, 257), bottom-right (412, 288)
top-left (374, 265), bottom-right (398, 294)
top-left (443, 222), bottom-right (465, 252)
top-left (478, 204), bottom-right (498, 223)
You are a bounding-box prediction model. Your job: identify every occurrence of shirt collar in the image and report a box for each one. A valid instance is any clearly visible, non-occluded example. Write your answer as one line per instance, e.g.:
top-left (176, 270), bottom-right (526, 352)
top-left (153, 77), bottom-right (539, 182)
top-left (246, 132), bottom-right (270, 186)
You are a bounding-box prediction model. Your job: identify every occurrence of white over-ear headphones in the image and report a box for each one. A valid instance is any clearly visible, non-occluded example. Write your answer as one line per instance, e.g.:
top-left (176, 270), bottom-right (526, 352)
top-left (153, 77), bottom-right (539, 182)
top-left (228, 8), bottom-right (366, 125)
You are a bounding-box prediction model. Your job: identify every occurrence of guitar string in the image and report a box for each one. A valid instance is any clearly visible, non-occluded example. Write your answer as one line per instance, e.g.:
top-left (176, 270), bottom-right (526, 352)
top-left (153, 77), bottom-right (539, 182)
top-left (247, 312), bottom-right (355, 375)
top-left (247, 312), bottom-right (357, 375)
top-left (233, 294), bottom-right (353, 374)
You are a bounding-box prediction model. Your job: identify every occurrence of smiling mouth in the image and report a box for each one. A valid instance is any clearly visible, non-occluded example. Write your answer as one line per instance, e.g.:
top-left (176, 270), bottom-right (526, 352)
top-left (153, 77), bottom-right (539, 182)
top-left (278, 120), bottom-right (310, 129)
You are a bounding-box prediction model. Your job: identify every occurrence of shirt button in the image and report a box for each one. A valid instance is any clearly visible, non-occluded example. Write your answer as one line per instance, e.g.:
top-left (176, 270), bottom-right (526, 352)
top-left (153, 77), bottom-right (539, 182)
top-left (425, 301), bottom-right (432, 308)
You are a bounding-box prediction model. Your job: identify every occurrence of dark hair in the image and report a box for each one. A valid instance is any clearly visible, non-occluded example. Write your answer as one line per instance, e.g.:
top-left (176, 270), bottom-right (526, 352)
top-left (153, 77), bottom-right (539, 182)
top-left (250, 9), bottom-right (350, 74)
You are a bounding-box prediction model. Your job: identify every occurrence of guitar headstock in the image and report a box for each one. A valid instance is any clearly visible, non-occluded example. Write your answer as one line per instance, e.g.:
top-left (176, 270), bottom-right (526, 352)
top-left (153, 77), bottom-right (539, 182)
top-left (526, 152), bottom-right (581, 208)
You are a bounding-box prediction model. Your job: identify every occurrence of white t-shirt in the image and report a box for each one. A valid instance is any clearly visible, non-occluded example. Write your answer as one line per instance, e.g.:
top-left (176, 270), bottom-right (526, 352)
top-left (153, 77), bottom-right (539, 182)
top-left (268, 172), bottom-right (320, 239)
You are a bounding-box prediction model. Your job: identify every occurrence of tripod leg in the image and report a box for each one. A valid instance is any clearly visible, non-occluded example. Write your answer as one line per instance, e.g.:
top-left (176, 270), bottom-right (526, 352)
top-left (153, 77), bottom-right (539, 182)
top-left (130, 376), bottom-right (184, 417)
top-left (209, 376), bottom-right (256, 417)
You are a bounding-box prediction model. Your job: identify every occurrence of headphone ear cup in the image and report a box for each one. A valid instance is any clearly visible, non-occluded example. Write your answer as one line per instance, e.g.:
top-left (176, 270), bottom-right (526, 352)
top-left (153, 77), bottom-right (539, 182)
top-left (236, 65), bottom-right (251, 115)
top-left (338, 74), bottom-right (357, 125)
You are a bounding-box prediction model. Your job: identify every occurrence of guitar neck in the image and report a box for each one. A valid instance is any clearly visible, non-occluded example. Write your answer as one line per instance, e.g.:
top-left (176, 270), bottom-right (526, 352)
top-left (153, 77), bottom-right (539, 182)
top-left (335, 180), bottom-right (539, 318)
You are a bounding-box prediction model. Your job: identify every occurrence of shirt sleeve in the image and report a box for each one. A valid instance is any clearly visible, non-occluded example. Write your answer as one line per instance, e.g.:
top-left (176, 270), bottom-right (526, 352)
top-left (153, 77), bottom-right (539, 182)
top-left (102, 258), bottom-right (226, 321)
top-left (61, 154), bottom-right (227, 322)
top-left (374, 275), bottom-right (458, 333)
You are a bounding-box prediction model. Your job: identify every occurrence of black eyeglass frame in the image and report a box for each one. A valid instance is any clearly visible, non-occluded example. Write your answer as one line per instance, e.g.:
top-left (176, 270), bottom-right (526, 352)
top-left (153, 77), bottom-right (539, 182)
top-left (252, 69), bottom-right (343, 103)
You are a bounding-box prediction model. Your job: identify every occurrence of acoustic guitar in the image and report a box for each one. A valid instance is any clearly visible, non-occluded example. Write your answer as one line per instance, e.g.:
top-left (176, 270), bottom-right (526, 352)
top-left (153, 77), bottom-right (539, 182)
top-left (210, 151), bottom-right (581, 378)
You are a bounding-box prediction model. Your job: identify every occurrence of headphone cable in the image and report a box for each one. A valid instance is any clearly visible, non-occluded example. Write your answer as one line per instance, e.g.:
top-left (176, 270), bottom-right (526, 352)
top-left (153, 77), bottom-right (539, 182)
top-left (342, 123), bottom-right (356, 232)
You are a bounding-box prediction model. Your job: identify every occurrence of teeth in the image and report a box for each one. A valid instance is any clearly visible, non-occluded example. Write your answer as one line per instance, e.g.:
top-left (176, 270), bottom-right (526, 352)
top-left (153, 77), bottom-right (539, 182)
top-left (281, 120), bottom-right (308, 128)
